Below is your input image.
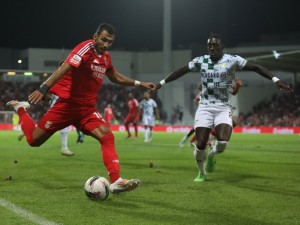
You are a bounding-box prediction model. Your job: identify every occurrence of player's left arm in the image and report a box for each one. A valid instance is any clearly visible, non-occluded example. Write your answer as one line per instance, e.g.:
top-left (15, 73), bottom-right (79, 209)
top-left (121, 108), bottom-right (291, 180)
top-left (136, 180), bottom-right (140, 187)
top-left (28, 63), bottom-right (73, 104)
top-left (106, 70), bottom-right (156, 91)
top-left (243, 61), bottom-right (294, 94)
top-left (231, 78), bottom-right (243, 95)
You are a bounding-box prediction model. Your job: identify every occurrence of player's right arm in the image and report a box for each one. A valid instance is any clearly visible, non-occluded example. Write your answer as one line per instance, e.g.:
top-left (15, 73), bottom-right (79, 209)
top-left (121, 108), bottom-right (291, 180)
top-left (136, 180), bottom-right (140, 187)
top-left (156, 65), bottom-right (191, 89)
top-left (106, 70), bottom-right (156, 91)
top-left (243, 61), bottom-right (293, 95)
top-left (28, 63), bottom-right (73, 104)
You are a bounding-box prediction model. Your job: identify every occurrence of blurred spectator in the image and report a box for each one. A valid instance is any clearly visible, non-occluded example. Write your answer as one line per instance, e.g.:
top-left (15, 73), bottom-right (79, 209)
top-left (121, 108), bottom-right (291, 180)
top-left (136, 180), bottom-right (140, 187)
top-left (241, 83), bottom-right (300, 127)
top-left (0, 81), bottom-right (165, 124)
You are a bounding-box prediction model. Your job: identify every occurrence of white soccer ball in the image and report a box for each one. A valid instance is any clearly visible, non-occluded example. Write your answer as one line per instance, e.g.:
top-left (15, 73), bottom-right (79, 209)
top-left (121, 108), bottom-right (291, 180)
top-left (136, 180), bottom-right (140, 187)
top-left (84, 176), bottom-right (110, 200)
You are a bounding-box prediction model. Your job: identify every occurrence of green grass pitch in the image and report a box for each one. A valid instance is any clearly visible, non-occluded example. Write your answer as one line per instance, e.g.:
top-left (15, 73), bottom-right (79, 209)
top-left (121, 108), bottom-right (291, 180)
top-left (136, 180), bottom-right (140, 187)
top-left (0, 131), bottom-right (299, 225)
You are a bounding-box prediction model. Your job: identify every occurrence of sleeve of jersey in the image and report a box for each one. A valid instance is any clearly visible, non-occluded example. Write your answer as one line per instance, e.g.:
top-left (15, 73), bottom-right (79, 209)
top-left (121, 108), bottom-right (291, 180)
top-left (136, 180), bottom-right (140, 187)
top-left (235, 55), bottom-right (247, 70)
top-left (65, 41), bottom-right (92, 68)
top-left (188, 57), bottom-right (202, 71)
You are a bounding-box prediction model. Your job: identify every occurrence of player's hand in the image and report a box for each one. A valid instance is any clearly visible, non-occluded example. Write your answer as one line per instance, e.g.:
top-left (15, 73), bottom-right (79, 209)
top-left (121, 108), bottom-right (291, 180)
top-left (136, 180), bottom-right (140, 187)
top-left (140, 82), bottom-right (156, 91)
top-left (155, 83), bottom-right (162, 90)
top-left (235, 78), bottom-right (243, 87)
top-left (28, 90), bottom-right (44, 104)
top-left (275, 80), bottom-right (294, 95)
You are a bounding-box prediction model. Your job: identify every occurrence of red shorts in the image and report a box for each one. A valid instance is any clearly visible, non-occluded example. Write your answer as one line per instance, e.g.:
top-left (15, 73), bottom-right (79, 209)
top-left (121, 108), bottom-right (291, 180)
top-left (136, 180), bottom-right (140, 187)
top-left (124, 113), bottom-right (139, 123)
top-left (38, 99), bottom-right (107, 134)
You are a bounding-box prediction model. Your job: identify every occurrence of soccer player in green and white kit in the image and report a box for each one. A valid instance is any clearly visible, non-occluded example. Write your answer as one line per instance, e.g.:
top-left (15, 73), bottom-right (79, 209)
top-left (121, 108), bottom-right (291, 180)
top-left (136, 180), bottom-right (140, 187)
top-left (156, 34), bottom-right (293, 182)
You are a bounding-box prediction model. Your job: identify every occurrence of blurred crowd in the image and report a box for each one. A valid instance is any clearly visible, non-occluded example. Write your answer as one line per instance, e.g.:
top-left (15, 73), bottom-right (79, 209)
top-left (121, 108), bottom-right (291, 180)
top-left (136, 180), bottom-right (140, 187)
top-left (239, 83), bottom-right (300, 127)
top-left (1, 81), bottom-right (299, 126)
top-left (0, 81), bottom-right (165, 124)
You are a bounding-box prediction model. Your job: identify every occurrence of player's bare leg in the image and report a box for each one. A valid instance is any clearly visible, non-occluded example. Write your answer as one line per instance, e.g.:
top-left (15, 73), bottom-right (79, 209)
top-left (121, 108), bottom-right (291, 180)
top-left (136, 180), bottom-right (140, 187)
top-left (194, 127), bottom-right (211, 182)
top-left (207, 123), bottom-right (232, 172)
top-left (31, 128), bottom-right (55, 146)
top-left (89, 125), bottom-right (140, 194)
top-left (124, 121), bottom-right (132, 139)
top-left (133, 122), bottom-right (138, 139)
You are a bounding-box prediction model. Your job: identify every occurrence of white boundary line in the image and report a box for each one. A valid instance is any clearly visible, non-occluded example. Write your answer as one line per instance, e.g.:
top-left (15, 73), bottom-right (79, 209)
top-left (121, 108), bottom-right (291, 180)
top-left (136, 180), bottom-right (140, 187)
top-left (0, 198), bottom-right (62, 225)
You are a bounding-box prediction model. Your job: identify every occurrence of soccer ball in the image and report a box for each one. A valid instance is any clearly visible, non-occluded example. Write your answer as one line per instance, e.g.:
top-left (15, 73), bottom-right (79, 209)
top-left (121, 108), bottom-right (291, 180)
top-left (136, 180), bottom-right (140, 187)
top-left (84, 176), bottom-right (110, 200)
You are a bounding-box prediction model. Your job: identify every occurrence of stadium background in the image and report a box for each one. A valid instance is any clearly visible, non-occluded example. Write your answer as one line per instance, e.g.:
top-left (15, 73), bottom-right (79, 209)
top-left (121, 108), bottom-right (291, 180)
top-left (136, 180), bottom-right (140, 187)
top-left (0, 1), bottom-right (299, 225)
top-left (0, 41), bottom-right (299, 132)
top-left (1, 0), bottom-right (299, 132)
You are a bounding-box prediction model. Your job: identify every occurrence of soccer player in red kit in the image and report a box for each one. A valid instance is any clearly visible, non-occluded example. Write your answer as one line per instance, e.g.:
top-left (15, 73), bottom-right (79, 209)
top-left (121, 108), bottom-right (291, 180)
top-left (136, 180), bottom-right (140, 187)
top-left (124, 93), bottom-right (139, 139)
top-left (7, 23), bottom-right (156, 194)
top-left (104, 104), bottom-right (115, 126)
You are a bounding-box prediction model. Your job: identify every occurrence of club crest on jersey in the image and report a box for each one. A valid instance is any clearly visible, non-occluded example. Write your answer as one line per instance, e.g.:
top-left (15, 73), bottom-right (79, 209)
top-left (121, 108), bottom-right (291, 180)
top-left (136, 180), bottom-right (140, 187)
top-left (45, 121), bottom-right (53, 129)
top-left (93, 58), bottom-right (100, 64)
top-left (70, 54), bottom-right (81, 65)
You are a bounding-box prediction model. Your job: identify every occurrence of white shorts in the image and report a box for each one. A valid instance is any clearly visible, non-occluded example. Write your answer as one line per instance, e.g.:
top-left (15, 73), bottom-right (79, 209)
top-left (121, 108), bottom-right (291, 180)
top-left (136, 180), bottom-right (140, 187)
top-left (142, 115), bottom-right (155, 127)
top-left (194, 104), bottom-right (232, 129)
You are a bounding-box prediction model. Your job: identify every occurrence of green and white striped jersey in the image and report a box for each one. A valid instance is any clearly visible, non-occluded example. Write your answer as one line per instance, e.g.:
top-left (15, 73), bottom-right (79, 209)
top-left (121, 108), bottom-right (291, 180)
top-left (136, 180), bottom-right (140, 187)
top-left (188, 54), bottom-right (247, 106)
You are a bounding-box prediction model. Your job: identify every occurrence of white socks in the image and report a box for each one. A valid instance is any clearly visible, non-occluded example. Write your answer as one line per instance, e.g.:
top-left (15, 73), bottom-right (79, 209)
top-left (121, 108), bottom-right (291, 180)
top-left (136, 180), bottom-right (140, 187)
top-left (194, 147), bottom-right (206, 175)
top-left (60, 127), bottom-right (69, 150)
top-left (144, 127), bottom-right (150, 141)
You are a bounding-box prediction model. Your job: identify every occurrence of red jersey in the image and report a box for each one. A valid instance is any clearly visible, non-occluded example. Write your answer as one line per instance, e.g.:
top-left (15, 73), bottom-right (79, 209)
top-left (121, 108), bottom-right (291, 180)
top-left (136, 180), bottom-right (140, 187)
top-left (50, 40), bottom-right (115, 106)
top-left (104, 107), bottom-right (113, 122)
top-left (128, 99), bottom-right (139, 114)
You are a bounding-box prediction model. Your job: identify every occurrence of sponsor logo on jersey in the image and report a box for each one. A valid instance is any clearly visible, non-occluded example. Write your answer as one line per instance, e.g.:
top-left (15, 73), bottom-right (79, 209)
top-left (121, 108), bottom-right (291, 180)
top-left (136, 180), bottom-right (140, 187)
top-left (201, 71), bottom-right (227, 78)
top-left (70, 54), bottom-right (81, 65)
top-left (91, 64), bottom-right (106, 79)
top-left (45, 121), bottom-right (53, 129)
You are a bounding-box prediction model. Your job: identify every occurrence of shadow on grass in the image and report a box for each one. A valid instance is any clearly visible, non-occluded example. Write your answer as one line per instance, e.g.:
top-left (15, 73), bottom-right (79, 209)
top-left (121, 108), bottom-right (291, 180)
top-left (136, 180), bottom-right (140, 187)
top-left (216, 173), bottom-right (300, 198)
top-left (87, 194), bottom-right (279, 225)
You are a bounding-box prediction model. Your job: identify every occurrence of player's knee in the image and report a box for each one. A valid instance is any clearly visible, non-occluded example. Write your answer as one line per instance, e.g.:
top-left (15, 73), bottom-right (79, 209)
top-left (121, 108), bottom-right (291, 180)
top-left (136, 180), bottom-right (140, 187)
top-left (29, 140), bottom-right (41, 147)
top-left (99, 125), bottom-right (111, 135)
top-left (217, 135), bottom-right (230, 142)
top-left (216, 140), bottom-right (228, 153)
top-left (196, 143), bottom-right (206, 150)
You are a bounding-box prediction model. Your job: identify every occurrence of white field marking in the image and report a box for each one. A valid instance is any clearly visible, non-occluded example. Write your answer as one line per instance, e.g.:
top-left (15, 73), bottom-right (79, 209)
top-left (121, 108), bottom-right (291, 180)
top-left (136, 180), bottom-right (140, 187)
top-left (0, 198), bottom-right (62, 225)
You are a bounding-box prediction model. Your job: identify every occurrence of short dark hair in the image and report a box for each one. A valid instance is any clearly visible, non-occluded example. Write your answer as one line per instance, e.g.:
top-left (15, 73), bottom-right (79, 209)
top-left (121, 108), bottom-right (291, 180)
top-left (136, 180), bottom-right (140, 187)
top-left (96, 23), bottom-right (116, 35)
top-left (208, 33), bottom-right (224, 45)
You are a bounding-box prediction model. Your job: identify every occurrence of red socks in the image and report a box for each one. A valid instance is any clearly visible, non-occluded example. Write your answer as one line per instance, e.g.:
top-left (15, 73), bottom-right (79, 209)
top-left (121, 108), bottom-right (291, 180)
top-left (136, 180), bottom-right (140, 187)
top-left (100, 132), bottom-right (120, 183)
top-left (17, 108), bottom-right (36, 146)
